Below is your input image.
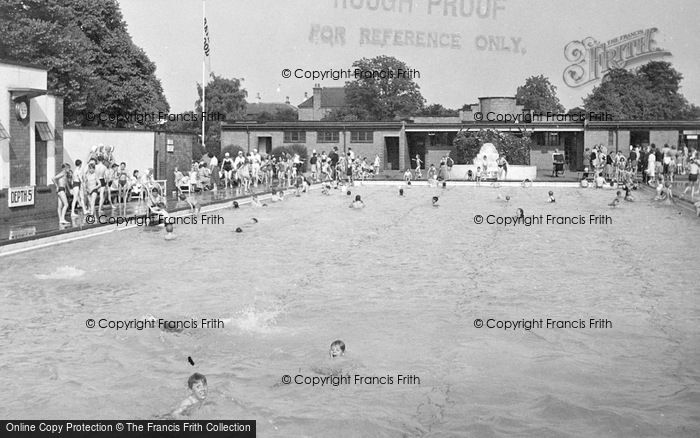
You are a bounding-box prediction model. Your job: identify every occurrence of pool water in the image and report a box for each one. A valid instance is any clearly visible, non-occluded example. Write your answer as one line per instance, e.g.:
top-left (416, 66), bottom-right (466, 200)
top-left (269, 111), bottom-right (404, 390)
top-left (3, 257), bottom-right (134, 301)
top-left (1, 185), bottom-right (698, 437)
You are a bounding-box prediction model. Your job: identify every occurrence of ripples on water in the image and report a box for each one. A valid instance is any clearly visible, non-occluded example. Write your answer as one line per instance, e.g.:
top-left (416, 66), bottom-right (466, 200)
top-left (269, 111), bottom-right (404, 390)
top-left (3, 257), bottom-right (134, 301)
top-left (0, 186), bottom-right (699, 436)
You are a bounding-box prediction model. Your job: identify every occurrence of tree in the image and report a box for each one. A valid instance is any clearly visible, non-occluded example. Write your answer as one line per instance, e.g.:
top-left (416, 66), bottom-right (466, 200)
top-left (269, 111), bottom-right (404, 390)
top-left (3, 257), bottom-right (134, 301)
top-left (195, 73), bottom-right (247, 154)
top-left (417, 104), bottom-right (459, 117)
top-left (0, 0), bottom-right (169, 127)
top-left (584, 61), bottom-right (699, 120)
top-left (516, 75), bottom-right (565, 113)
top-left (452, 128), bottom-right (531, 165)
top-left (341, 55), bottom-right (425, 121)
top-left (255, 108), bottom-right (298, 122)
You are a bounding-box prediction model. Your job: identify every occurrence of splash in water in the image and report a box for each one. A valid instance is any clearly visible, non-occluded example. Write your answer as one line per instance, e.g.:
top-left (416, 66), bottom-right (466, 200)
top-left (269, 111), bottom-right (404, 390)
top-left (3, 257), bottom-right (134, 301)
top-left (34, 266), bottom-right (86, 280)
top-left (223, 305), bottom-right (283, 334)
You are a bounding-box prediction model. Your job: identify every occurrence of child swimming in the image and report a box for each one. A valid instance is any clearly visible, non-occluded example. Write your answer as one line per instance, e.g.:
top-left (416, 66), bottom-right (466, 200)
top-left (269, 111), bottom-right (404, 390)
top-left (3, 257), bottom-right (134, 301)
top-left (349, 195), bottom-right (365, 209)
top-left (329, 340), bottom-right (346, 358)
top-left (164, 223), bottom-right (176, 240)
top-left (171, 373), bottom-right (207, 419)
top-left (399, 188), bottom-right (404, 196)
top-left (251, 194), bottom-right (267, 207)
top-left (432, 196), bottom-right (439, 207)
top-left (547, 191), bottom-right (556, 203)
top-left (608, 191), bottom-right (621, 208)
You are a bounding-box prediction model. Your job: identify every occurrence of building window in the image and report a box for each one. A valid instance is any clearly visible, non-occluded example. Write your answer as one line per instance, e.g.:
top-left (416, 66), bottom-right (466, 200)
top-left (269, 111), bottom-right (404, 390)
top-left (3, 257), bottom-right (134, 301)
top-left (350, 130), bottom-right (373, 143)
top-left (317, 130), bottom-right (339, 143)
top-left (284, 130), bottom-right (306, 143)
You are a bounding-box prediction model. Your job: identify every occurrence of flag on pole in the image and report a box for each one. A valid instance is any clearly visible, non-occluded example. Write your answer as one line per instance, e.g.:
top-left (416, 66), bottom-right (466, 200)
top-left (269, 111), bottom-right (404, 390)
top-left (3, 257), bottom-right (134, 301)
top-left (203, 17), bottom-right (210, 57)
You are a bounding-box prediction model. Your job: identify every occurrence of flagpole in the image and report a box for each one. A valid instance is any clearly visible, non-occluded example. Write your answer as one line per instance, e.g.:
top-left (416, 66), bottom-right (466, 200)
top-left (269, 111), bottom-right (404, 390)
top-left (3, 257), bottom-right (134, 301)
top-left (202, 0), bottom-right (206, 153)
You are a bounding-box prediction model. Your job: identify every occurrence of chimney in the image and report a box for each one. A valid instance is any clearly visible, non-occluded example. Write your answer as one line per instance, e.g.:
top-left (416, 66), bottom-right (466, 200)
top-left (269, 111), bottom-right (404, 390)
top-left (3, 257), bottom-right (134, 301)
top-left (256, 92), bottom-right (261, 103)
top-left (285, 96), bottom-right (290, 105)
top-left (304, 92), bottom-right (308, 99)
top-left (313, 83), bottom-right (323, 120)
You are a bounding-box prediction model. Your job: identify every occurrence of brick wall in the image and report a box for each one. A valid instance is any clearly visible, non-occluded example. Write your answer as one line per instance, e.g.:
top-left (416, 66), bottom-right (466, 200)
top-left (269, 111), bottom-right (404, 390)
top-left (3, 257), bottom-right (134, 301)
top-left (650, 130), bottom-right (679, 148)
top-left (9, 99), bottom-right (30, 186)
top-left (154, 132), bottom-right (195, 195)
top-left (0, 186), bottom-right (57, 220)
top-left (53, 96), bottom-right (64, 173)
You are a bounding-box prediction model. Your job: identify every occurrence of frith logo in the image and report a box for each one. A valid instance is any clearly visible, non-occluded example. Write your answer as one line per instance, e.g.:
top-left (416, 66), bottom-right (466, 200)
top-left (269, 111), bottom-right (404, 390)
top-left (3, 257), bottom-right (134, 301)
top-left (563, 28), bottom-right (672, 88)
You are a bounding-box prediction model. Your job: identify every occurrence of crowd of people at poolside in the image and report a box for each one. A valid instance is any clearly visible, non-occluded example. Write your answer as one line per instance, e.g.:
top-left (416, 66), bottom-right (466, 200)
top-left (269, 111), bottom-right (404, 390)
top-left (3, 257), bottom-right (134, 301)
top-left (50, 144), bottom-right (388, 224)
top-left (579, 143), bottom-right (700, 205)
top-left (174, 146), bottom-right (386, 195)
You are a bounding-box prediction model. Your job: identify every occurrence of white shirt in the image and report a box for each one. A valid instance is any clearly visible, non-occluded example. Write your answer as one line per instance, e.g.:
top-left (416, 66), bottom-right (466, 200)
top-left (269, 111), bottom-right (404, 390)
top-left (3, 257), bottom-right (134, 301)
top-left (210, 156), bottom-right (218, 167)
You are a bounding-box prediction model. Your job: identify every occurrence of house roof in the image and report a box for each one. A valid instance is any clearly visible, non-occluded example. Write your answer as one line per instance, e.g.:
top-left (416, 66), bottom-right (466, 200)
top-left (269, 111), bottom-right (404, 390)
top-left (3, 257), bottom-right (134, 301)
top-left (297, 87), bottom-right (347, 109)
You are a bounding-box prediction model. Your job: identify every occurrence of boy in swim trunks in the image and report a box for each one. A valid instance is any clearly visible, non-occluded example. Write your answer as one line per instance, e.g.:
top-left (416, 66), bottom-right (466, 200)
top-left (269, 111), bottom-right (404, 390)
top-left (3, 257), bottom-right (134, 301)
top-left (51, 163), bottom-right (71, 224)
top-left (171, 373), bottom-right (208, 418)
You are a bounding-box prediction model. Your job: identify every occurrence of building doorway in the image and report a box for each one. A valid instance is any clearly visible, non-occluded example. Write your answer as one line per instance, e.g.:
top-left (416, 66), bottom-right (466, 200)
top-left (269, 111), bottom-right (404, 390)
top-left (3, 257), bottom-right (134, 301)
top-left (407, 133), bottom-right (426, 170)
top-left (630, 131), bottom-right (650, 148)
top-left (257, 137), bottom-right (272, 155)
top-left (35, 134), bottom-right (47, 186)
top-left (384, 137), bottom-right (399, 170)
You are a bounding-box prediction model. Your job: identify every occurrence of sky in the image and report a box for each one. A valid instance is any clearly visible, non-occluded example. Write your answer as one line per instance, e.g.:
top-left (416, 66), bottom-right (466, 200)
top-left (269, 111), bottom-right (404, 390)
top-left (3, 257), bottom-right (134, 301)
top-left (118, 0), bottom-right (700, 113)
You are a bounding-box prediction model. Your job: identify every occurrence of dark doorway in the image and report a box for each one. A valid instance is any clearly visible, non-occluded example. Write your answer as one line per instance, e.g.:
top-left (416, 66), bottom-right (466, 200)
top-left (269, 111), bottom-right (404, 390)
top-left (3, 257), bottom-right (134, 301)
top-left (407, 133), bottom-right (426, 170)
top-left (630, 131), bottom-right (649, 148)
top-left (385, 137), bottom-right (399, 170)
top-left (35, 134), bottom-right (47, 186)
top-left (258, 137), bottom-right (272, 155)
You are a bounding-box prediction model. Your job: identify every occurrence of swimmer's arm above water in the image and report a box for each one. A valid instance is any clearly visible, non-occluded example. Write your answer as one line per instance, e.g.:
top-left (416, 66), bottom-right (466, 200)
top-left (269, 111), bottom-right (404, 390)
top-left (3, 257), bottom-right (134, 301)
top-left (170, 397), bottom-right (196, 419)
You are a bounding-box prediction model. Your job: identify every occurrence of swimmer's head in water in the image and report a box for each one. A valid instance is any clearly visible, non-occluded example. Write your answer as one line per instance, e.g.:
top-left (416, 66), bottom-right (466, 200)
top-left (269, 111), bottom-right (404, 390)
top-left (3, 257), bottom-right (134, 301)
top-left (407, 181), bottom-right (411, 185)
top-left (516, 208), bottom-right (524, 218)
top-left (165, 223), bottom-right (174, 233)
top-left (548, 191), bottom-right (554, 196)
top-left (346, 190), bottom-right (351, 196)
top-left (399, 188), bottom-right (404, 196)
top-left (355, 195), bottom-right (361, 202)
top-left (506, 195), bottom-right (511, 201)
top-left (442, 182), bottom-right (446, 188)
top-left (329, 340), bottom-right (346, 358)
top-left (251, 217), bottom-right (258, 223)
top-left (235, 227), bottom-right (243, 233)
top-left (188, 373), bottom-right (208, 400)
top-left (432, 196), bottom-right (439, 204)
top-left (233, 201), bottom-right (239, 209)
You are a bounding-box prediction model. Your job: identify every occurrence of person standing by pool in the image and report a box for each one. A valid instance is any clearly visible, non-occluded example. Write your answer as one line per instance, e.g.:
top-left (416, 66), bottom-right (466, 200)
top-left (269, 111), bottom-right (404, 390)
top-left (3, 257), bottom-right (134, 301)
top-left (84, 163), bottom-right (100, 216)
top-left (221, 152), bottom-right (234, 188)
top-left (51, 163), bottom-right (71, 224)
top-left (94, 156), bottom-right (108, 214)
top-left (70, 159), bottom-right (86, 216)
top-left (497, 155), bottom-right (508, 181)
top-left (413, 154), bottom-right (423, 179)
top-left (683, 159), bottom-right (699, 199)
top-left (209, 152), bottom-right (220, 190)
top-left (427, 164), bottom-right (438, 186)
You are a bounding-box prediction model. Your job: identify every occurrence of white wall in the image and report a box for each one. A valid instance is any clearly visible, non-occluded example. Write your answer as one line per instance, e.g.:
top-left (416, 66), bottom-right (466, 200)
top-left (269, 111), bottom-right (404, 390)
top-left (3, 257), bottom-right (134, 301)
top-left (64, 129), bottom-right (155, 174)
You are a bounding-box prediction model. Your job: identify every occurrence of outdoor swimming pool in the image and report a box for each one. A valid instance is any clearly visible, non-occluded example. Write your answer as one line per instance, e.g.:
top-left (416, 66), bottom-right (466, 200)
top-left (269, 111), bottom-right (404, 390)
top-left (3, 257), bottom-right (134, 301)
top-left (1, 184), bottom-right (698, 437)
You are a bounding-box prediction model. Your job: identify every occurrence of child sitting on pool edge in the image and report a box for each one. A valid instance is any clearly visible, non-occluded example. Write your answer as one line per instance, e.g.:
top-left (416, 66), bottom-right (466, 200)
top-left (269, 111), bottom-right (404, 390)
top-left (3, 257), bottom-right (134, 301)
top-left (329, 340), bottom-right (346, 358)
top-left (171, 373), bottom-right (207, 418)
